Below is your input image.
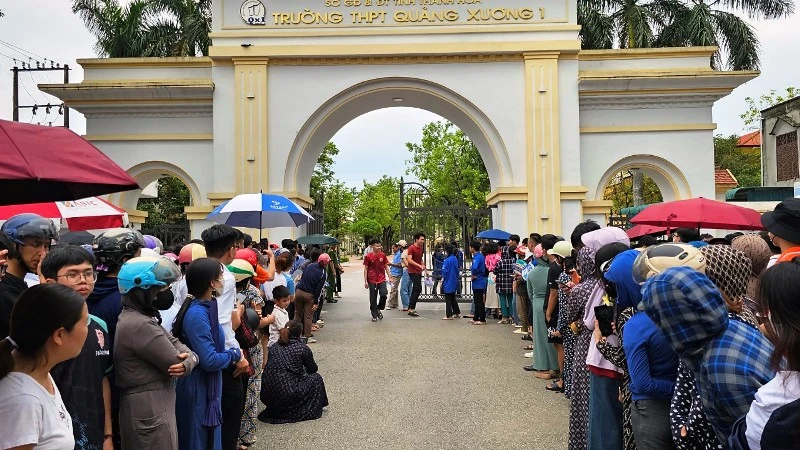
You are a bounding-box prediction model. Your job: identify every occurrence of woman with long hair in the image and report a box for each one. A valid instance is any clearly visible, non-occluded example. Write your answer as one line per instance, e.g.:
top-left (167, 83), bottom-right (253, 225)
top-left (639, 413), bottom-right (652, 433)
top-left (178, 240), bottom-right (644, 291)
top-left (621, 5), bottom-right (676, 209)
top-left (173, 258), bottom-right (245, 450)
top-left (259, 321), bottom-right (328, 423)
top-left (730, 259), bottom-right (800, 448)
top-left (526, 244), bottom-right (560, 378)
top-left (0, 284), bottom-right (88, 449)
top-left (114, 257), bottom-right (198, 450)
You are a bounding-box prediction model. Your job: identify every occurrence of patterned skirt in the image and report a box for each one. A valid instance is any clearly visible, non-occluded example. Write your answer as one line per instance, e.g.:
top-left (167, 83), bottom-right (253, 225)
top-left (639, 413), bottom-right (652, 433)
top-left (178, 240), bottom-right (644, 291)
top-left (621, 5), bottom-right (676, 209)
top-left (239, 342), bottom-right (264, 445)
top-left (569, 331), bottom-right (591, 450)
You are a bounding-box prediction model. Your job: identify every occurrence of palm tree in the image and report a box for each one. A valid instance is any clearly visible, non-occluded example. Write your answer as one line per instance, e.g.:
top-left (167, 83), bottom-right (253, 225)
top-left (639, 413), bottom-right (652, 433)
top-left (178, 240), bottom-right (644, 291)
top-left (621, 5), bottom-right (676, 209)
top-left (150, 0), bottom-right (212, 56)
top-left (72, 0), bottom-right (211, 58)
top-left (72, 0), bottom-right (168, 57)
top-left (654, 0), bottom-right (793, 70)
top-left (578, 0), bottom-right (615, 49)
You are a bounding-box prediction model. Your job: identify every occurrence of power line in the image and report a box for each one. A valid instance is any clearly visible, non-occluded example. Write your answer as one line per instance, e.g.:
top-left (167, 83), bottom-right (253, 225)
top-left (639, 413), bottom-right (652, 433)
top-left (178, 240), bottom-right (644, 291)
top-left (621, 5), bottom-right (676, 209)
top-left (0, 39), bottom-right (56, 65)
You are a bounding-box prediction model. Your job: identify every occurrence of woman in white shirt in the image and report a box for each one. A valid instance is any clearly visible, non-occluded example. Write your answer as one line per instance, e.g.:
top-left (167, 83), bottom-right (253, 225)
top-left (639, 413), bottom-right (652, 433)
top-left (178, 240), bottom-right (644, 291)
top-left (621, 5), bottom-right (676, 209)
top-left (0, 283), bottom-right (89, 450)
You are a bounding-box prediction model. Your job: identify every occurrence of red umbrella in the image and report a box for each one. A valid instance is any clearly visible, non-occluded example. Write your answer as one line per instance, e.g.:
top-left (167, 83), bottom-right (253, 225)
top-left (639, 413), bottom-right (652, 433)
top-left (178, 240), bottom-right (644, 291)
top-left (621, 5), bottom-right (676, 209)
top-left (625, 224), bottom-right (669, 239)
top-left (630, 197), bottom-right (764, 230)
top-left (0, 119), bottom-right (139, 205)
top-left (0, 196), bottom-right (127, 231)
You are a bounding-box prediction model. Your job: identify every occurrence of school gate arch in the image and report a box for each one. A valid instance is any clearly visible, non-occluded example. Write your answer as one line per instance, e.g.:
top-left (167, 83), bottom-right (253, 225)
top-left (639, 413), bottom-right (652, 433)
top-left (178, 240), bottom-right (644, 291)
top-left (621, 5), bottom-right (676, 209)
top-left (42, 0), bottom-right (757, 240)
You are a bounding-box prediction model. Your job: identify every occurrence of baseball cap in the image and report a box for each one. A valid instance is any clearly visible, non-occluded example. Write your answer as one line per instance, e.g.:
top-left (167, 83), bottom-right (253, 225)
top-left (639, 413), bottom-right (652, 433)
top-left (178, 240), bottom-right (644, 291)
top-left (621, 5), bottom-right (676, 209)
top-left (396, 239), bottom-right (408, 247)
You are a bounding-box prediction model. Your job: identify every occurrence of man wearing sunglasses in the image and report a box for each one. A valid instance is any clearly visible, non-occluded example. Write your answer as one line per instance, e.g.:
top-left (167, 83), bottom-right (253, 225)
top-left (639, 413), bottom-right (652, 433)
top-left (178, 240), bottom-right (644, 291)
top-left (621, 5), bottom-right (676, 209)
top-left (43, 246), bottom-right (114, 450)
top-left (0, 213), bottom-right (58, 339)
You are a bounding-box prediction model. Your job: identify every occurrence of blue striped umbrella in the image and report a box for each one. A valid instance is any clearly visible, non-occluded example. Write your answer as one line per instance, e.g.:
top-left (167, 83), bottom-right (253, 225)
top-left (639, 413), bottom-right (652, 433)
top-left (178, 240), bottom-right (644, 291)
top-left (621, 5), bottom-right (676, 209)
top-left (206, 193), bottom-right (314, 229)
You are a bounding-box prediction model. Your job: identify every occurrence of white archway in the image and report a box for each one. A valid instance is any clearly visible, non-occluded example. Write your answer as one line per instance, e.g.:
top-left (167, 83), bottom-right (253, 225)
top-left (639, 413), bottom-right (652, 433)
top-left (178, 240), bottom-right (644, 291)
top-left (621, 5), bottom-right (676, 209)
top-left (594, 155), bottom-right (692, 203)
top-left (282, 77), bottom-right (513, 196)
top-left (110, 161), bottom-right (201, 213)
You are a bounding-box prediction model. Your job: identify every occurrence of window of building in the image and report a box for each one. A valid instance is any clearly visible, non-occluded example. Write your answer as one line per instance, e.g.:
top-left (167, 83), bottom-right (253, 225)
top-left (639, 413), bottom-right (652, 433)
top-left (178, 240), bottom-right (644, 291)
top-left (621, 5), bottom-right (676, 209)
top-left (776, 131), bottom-right (799, 181)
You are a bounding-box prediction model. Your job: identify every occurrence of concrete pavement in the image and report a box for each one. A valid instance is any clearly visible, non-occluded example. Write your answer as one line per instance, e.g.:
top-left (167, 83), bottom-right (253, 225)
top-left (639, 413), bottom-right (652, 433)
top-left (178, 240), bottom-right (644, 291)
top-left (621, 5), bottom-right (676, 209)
top-left (254, 263), bottom-right (569, 449)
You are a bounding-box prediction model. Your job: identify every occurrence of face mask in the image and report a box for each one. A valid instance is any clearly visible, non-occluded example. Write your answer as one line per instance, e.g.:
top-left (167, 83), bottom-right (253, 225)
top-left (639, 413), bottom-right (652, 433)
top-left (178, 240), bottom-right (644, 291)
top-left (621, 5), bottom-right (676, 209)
top-left (153, 289), bottom-right (175, 310)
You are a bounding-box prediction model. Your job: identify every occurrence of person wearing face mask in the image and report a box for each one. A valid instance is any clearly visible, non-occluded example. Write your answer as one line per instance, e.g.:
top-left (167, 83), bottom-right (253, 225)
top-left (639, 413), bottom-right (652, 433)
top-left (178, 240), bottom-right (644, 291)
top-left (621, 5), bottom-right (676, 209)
top-left (173, 258), bottom-right (245, 450)
top-left (114, 256), bottom-right (198, 449)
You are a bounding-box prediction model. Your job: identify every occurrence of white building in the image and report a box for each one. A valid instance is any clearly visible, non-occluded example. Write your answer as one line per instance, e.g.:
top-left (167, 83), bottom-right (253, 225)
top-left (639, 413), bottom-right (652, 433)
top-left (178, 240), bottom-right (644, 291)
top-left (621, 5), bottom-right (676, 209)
top-left (42, 0), bottom-right (756, 240)
top-left (760, 96), bottom-right (800, 189)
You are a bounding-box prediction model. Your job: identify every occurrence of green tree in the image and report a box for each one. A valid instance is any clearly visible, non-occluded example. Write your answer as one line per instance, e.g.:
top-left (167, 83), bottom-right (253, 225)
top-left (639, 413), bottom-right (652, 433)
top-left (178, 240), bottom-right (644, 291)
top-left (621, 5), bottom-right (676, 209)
top-left (137, 176), bottom-right (191, 227)
top-left (714, 134), bottom-right (761, 187)
top-left (352, 176), bottom-right (401, 247)
top-left (653, 0), bottom-right (793, 70)
top-left (72, 0), bottom-right (211, 57)
top-left (323, 181), bottom-right (356, 238)
top-left (310, 142), bottom-right (340, 201)
top-left (405, 121), bottom-right (490, 209)
top-left (604, 170), bottom-right (663, 212)
top-left (578, 0), bottom-right (615, 49)
top-left (741, 87), bottom-right (799, 130)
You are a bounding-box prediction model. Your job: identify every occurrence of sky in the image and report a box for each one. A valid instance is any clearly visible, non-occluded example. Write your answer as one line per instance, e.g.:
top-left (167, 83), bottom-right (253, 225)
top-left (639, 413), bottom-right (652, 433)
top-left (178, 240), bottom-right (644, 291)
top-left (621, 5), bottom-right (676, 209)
top-left (0, 1), bottom-right (798, 189)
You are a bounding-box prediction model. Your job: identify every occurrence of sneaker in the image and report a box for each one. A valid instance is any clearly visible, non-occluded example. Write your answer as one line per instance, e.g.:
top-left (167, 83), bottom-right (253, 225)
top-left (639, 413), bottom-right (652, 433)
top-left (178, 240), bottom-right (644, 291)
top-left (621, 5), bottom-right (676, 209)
top-left (307, 338), bottom-right (317, 344)
top-left (317, 320), bottom-right (324, 325)
top-left (513, 329), bottom-right (527, 334)
top-left (408, 311), bottom-right (419, 317)
top-left (371, 317), bottom-right (378, 322)
top-left (386, 306), bottom-right (395, 310)
top-left (514, 324), bottom-right (523, 328)
top-left (524, 352), bottom-right (533, 358)
top-left (378, 312), bottom-right (384, 320)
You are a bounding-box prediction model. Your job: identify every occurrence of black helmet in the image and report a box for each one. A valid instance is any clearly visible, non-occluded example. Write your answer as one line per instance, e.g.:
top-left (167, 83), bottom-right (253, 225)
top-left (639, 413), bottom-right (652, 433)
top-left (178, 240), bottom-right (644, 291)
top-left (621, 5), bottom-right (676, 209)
top-left (1, 213), bottom-right (58, 247)
top-left (93, 228), bottom-right (146, 267)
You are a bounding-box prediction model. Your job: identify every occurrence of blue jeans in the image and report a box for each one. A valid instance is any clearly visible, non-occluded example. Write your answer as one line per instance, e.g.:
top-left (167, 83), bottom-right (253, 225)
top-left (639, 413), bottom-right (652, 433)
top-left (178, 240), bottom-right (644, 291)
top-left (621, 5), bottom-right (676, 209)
top-left (400, 270), bottom-right (411, 309)
top-left (498, 293), bottom-right (513, 318)
top-left (510, 293), bottom-right (519, 324)
top-left (588, 372), bottom-right (623, 450)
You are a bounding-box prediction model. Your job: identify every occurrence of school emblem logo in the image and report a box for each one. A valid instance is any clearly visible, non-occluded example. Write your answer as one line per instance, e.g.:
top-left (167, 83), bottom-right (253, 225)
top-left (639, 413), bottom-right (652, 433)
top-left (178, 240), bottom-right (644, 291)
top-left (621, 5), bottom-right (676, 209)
top-left (240, 0), bottom-right (266, 25)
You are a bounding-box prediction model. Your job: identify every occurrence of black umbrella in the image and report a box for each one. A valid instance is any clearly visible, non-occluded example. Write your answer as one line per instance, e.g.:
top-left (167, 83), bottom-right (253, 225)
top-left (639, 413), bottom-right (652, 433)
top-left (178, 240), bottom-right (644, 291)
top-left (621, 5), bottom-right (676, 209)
top-left (59, 230), bottom-right (95, 245)
top-left (296, 234), bottom-right (340, 245)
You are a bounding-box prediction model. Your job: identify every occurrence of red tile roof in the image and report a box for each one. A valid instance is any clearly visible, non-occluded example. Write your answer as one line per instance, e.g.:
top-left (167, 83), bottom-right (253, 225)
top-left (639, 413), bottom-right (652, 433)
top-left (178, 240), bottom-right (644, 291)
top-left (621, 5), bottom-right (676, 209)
top-left (715, 169), bottom-right (739, 186)
top-left (737, 130), bottom-right (761, 147)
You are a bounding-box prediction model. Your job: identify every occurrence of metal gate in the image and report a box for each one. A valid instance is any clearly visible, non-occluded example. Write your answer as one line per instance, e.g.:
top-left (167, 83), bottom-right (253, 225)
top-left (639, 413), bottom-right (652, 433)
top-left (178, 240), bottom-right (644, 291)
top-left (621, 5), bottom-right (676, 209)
top-left (399, 179), bottom-right (493, 302)
top-left (306, 195), bottom-right (325, 235)
top-left (140, 224), bottom-right (191, 250)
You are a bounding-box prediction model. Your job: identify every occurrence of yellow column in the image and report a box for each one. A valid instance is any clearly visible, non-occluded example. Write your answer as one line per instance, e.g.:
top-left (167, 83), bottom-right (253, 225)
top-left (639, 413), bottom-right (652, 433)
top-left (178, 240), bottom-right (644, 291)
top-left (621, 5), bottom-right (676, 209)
top-left (524, 52), bottom-right (562, 234)
top-left (233, 58), bottom-right (269, 195)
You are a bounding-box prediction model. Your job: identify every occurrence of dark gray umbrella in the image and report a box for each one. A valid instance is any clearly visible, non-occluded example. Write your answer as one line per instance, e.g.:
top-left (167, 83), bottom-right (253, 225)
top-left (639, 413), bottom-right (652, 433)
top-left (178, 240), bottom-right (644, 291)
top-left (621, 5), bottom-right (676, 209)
top-left (296, 234), bottom-right (340, 245)
top-left (59, 230), bottom-right (95, 245)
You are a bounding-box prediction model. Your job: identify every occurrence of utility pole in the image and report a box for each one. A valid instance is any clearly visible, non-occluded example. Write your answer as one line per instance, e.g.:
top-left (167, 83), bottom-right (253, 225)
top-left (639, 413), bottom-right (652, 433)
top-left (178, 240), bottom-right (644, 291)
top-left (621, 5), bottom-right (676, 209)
top-left (9, 60), bottom-right (70, 128)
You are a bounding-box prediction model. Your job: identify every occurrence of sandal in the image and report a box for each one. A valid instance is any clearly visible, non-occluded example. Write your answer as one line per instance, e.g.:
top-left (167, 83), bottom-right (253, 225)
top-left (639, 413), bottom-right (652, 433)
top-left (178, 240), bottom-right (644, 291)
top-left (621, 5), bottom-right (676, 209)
top-left (535, 371), bottom-right (553, 380)
top-left (545, 381), bottom-right (564, 392)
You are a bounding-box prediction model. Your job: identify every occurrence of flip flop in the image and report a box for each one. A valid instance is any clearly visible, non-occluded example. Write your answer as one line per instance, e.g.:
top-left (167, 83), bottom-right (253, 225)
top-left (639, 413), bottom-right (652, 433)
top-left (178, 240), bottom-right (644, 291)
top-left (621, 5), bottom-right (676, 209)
top-left (545, 381), bottom-right (564, 392)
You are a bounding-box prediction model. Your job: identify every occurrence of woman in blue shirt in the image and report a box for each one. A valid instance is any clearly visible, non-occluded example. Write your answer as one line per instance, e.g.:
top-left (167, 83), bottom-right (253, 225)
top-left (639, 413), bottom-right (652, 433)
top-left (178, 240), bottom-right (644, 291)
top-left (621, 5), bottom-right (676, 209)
top-left (441, 245), bottom-right (461, 320)
top-left (173, 258), bottom-right (242, 450)
top-left (469, 241), bottom-right (487, 324)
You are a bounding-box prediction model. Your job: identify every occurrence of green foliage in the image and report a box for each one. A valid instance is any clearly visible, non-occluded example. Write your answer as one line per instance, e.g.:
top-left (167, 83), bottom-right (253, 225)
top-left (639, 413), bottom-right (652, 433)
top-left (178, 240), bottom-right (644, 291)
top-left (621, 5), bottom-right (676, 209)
top-left (137, 177), bottom-right (191, 227)
top-left (604, 171), bottom-right (663, 213)
top-left (578, 0), bottom-right (794, 70)
top-left (405, 121), bottom-right (490, 209)
top-left (714, 134), bottom-right (761, 188)
top-left (741, 87), bottom-right (799, 130)
top-left (322, 181), bottom-right (356, 238)
top-left (310, 142), bottom-right (340, 201)
top-left (352, 176), bottom-right (401, 246)
top-left (72, 0), bottom-right (211, 57)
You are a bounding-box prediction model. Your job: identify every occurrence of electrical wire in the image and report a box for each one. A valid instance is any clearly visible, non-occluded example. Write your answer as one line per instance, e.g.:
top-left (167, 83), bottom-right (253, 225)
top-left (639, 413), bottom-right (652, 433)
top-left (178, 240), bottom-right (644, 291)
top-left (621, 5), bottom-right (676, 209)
top-left (0, 39), bottom-right (58, 66)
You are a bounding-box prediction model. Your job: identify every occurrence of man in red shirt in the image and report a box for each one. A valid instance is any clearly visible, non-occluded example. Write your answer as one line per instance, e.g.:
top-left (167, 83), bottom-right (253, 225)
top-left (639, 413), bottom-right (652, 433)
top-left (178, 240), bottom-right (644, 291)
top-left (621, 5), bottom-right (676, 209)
top-left (405, 232), bottom-right (427, 317)
top-left (363, 238), bottom-right (391, 321)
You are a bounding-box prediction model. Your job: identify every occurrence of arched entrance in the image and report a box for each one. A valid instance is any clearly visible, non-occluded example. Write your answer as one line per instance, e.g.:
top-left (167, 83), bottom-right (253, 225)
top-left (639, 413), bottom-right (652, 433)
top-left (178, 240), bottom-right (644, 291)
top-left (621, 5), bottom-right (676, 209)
top-left (283, 77), bottom-right (513, 196)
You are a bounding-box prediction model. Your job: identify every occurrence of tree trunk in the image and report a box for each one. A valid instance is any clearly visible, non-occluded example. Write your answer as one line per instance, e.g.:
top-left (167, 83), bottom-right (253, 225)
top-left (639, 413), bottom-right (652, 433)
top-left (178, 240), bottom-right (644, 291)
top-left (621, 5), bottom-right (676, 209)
top-left (631, 170), bottom-right (645, 207)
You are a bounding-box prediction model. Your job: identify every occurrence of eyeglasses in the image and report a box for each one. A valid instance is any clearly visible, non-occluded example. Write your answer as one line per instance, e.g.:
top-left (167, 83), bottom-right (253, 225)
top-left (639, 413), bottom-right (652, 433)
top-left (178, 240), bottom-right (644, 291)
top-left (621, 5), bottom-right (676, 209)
top-left (58, 270), bottom-right (98, 284)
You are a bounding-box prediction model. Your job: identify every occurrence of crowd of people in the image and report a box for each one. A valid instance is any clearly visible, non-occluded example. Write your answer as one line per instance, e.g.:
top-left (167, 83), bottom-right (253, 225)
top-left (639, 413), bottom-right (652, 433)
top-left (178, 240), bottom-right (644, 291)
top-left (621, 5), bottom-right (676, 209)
top-left (358, 197), bottom-right (800, 450)
top-left (2, 194), bottom-right (800, 450)
top-left (0, 217), bottom-right (333, 450)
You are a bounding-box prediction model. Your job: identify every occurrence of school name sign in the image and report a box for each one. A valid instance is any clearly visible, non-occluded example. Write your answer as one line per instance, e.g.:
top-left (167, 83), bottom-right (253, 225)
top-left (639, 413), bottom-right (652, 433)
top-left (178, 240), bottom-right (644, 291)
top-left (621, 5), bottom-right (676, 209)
top-left (234, 0), bottom-right (567, 27)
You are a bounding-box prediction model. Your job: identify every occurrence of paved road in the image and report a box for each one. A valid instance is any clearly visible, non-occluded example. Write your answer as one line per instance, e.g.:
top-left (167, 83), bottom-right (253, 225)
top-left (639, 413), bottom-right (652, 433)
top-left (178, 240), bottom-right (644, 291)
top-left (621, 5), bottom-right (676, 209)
top-left (255, 262), bottom-right (569, 449)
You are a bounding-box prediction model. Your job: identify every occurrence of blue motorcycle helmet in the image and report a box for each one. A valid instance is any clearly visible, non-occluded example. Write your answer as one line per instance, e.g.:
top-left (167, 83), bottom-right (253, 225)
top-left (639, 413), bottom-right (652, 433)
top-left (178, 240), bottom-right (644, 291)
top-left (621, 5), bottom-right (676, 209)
top-left (118, 256), bottom-right (181, 294)
top-left (1, 213), bottom-right (58, 247)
